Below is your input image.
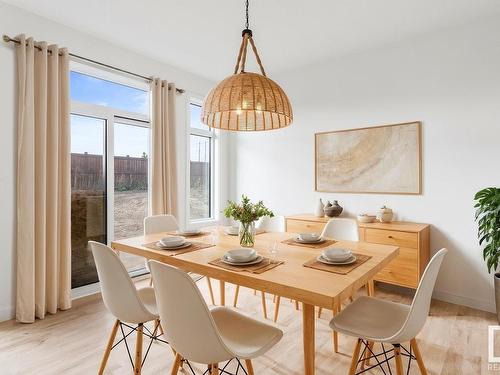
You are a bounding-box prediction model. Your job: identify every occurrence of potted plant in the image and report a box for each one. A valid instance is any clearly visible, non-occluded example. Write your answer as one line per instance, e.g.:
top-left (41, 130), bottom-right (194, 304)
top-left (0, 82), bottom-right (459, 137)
top-left (474, 187), bottom-right (500, 321)
top-left (224, 195), bottom-right (274, 247)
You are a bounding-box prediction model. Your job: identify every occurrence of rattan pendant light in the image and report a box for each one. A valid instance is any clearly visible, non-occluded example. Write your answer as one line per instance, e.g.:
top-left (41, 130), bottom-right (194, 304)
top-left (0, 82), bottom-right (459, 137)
top-left (201, 0), bottom-right (293, 131)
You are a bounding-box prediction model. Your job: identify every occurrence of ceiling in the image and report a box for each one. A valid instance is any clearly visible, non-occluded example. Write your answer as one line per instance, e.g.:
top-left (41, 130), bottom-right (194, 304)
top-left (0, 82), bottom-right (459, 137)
top-left (5, 0), bottom-right (500, 81)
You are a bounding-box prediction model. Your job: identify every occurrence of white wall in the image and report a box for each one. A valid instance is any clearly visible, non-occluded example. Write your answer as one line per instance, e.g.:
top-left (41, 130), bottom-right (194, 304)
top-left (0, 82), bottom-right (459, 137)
top-left (0, 1), bottom-right (216, 321)
top-left (230, 18), bottom-right (500, 312)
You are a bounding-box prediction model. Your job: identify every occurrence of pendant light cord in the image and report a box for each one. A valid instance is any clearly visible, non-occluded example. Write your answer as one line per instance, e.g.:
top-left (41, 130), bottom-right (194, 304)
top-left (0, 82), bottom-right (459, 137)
top-left (233, 0), bottom-right (267, 76)
top-left (245, 0), bottom-right (249, 30)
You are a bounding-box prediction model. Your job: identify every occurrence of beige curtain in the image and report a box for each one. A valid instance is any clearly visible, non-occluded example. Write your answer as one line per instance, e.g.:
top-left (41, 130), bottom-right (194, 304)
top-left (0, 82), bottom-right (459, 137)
top-left (150, 78), bottom-right (177, 216)
top-left (16, 35), bottom-right (71, 323)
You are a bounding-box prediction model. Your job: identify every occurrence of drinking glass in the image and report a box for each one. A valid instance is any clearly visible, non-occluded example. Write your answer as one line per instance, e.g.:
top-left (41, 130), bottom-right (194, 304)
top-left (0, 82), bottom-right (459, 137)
top-left (210, 228), bottom-right (219, 246)
top-left (268, 241), bottom-right (279, 264)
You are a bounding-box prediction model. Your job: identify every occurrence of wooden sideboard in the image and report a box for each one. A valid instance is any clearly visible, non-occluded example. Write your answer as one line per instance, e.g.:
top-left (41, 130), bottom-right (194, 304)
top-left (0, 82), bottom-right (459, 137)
top-left (285, 214), bottom-right (430, 289)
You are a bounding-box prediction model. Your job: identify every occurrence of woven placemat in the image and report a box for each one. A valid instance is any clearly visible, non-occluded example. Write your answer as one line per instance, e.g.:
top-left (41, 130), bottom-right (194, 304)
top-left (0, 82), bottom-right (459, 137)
top-left (143, 241), bottom-right (214, 256)
top-left (165, 231), bottom-right (211, 238)
top-left (209, 257), bottom-right (284, 274)
top-left (281, 237), bottom-right (337, 249)
top-left (303, 253), bottom-right (371, 275)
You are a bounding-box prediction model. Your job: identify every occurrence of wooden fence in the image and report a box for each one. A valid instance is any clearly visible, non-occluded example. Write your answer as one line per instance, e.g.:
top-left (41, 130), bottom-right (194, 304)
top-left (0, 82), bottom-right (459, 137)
top-left (71, 153), bottom-right (210, 191)
top-left (71, 153), bottom-right (148, 191)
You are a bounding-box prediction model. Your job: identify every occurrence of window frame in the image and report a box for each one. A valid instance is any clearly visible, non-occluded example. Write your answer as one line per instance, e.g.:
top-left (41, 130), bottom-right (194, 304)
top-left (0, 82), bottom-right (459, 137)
top-left (70, 60), bottom-right (152, 281)
top-left (186, 98), bottom-right (219, 226)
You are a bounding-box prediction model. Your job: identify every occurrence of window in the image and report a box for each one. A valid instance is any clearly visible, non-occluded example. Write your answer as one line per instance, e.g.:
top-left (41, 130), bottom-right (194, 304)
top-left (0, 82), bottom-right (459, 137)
top-left (70, 63), bottom-right (151, 288)
top-left (188, 102), bottom-right (215, 222)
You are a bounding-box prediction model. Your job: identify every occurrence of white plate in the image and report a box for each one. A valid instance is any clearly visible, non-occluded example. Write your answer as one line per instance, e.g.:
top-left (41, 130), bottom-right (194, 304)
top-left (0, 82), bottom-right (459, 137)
top-left (295, 236), bottom-right (325, 244)
top-left (226, 253), bottom-right (259, 263)
top-left (221, 254), bottom-right (264, 266)
top-left (316, 254), bottom-right (357, 265)
top-left (156, 241), bottom-right (192, 250)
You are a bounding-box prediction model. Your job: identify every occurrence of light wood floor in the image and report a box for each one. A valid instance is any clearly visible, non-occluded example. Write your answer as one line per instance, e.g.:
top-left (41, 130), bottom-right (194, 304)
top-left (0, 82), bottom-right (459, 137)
top-left (0, 279), bottom-right (497, 375)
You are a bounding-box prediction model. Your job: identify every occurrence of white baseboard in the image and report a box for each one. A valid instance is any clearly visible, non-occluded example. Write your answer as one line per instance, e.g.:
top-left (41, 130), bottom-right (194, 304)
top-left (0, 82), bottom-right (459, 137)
top-left (433, 289), bottom-right (496, 314)
top-left (0, 305), bottom-right (15, 322)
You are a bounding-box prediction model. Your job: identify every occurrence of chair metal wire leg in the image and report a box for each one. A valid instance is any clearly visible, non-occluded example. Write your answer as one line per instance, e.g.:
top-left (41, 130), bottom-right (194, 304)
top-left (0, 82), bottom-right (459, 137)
top-left (352, 340), bottom-right (418, 375)
top-left (184, 358), bottom-right (249, 375)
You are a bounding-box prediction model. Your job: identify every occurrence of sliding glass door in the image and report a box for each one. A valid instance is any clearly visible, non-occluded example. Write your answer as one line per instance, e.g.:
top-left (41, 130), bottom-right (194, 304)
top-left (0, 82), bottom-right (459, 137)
top-left (70, 62), bottom-right (151, 289)
top-left (113, 121), bottom-right (150, 273)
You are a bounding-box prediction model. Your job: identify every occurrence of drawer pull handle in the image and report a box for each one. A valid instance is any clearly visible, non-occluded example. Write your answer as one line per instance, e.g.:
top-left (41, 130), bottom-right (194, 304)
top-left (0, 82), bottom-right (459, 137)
top-left (388, 235), bottom-right (394, 239)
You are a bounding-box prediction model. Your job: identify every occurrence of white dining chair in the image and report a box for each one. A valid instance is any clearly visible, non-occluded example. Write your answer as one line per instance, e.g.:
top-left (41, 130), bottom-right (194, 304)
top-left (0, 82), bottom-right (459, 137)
top-left (90, 241), bottom-right (167, 374)
top-left (321, 217), bottom-right (360, 241)
top-left (330, 248), bottom-right (448, 375)
top-left (143, 214), bottom-right (216, 305)
top-left (256, 215), bottom-right (286, 232)
top-left (234, 215), bottom-right (285, 319)
top-left (149, 260), bottom-right (283, 375)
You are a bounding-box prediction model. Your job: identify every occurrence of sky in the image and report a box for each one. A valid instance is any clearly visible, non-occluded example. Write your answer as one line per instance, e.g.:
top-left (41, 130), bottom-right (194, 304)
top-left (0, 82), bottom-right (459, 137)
top-left (70, 71), bottom-right (210, 162)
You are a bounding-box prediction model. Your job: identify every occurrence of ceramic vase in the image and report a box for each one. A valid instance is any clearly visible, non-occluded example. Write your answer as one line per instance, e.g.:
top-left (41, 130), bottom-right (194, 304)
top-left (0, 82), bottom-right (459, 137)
top-left (314, 198), bottom-right (325, 217)
top-left (325, 200), bottom-right (343, 217)
top-left (378, 205), bottom-right (394, 222)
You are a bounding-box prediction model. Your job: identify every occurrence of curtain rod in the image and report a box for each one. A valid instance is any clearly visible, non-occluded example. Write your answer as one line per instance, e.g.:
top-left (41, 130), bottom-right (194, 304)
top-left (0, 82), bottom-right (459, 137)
top-left (2, 34), bottom-right (185, 94)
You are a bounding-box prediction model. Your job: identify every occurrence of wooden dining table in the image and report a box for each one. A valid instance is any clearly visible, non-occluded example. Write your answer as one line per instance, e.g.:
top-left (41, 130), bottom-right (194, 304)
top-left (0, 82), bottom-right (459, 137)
top-left (111, 228), bottom-right (399, 375)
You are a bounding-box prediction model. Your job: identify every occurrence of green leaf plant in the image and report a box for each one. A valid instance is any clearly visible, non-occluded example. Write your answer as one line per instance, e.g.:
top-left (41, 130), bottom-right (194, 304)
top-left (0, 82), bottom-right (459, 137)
top-left (474, 187), bottom-right (500, 273)
top-left (223, 195), bottom-right (274, 224)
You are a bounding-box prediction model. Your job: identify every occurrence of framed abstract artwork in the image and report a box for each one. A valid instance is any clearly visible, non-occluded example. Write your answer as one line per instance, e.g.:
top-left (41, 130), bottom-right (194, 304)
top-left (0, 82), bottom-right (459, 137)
top-left (315, 121), bottom-right (422, 194)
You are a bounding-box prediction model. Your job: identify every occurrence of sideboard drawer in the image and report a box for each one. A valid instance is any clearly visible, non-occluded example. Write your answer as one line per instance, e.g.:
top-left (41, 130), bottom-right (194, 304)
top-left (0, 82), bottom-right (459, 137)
top-left (365, 228), bottom-right (418, 249)
top-left (286, 219), bottom-right (325, 234)
top-left (375, 247), bottom-right (419, 288)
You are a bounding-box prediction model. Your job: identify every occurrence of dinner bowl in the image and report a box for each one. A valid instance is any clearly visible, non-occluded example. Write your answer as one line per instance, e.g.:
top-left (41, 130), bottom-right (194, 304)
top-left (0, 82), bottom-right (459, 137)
top-left (160, 236), bottom-right (186, 248)
top-left (298, 233), bottom-right (322, 242)
top-left (322, 248), bottom-right (352, 261)
top-left (180, 228), bottom-right (201, 235)
top-left (225, 226), bottom-right (239, 235)
top-left (226, 248), bottom-right (257, 262)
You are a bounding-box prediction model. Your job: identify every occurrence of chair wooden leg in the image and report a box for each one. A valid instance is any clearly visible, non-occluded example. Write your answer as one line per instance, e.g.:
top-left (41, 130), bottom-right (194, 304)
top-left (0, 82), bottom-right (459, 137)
top-left (332, 304), bottom-right (340, 353)
top-left (219, 280), bottom-right (226, 306)
top-left (151, 319), bottom-right (160, 338)
top-left (98, 319), bottom-right (120, 375)
top-left (332, 331), bottom-right (339, 353)
top-left (361, 341), bottom-right (374, 369)
top-left (367, 280), bottom-right (375, 296)
top-left (206, 277), bottom-right (215, 305)
top-left (134, 323), bottom-right (144, 374)
top-left (233, 285), bottom-right (240, 307)
top-left (261, 292), bottom-right (268, 319)
top-left (210, 363), bottom-right (219, 375)
top-left (348, 338), bottom-right (363, 375)
top-left (158, 320), bottom-right (165, 336)
top-left (245, 359), bottom-right (255, 375)
top-left (170, 353), bottom-right (182, 375)
top-left (411, 338), bottom-right (429, 375)
top-left (273, 296), bottom-right (281, 322)
top-left (394, 344), bottom-right (404, 375)
top-left (317, 307), bottom-right (323, 318)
